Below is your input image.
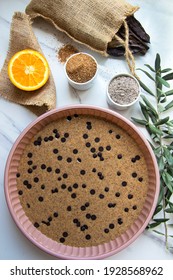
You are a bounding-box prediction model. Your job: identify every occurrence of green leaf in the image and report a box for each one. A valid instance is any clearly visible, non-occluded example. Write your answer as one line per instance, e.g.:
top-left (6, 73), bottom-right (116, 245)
top-left (161, 68), bottom-right (172, 73)
top-left (141, 95), bottom-right (158, 117)
top-left (148, 222), bottom-right (162, 229)
top-left (148, 123), bottom-right (163, 135)
top-left (165, 89), bottom-right (173, 96)
top-left (153, 218), bottom-right (170, 223)
top-left (157, 181), bottom-right (164, 205)
top-left (163, 146), bottom-right (173, 165)
top-left (144, 64), bottom-right (155, 72)
top-left (154, 204), bottom-right (162, 215)
top-left (162, 172), bottom-right (173, 192)
top-left (131, 117), bottom-right (148, 125)
top-left (155, 53), bottom-right (161, 72)
top-left (139, 102), bottom-right (149, 121)
top-left (157, 76), bottom-right (170, 88)
top-left (164, 100), bottom-right (173, 111)
top-left (138, 80), bottom-right (155, 96)
top-left (137, 68), bottom-right (155, 81)
top-left (162, 72), bottom-right (173, 81)
top-left (165, 208), bottom-right (173, 213)
top-left (155, 117), bottom-right (169, 126)
top-left (158, 156), bottom-right (165, 171)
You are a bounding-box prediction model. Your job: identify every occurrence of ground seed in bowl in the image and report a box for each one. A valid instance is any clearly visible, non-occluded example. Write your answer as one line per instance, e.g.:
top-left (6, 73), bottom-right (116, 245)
top-left (16, 114), bottom-right (149, 247)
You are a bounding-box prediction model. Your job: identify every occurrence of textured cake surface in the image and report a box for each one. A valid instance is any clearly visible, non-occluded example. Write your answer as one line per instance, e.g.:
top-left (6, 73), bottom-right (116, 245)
top-left (16, 114), bottom-right (148, 247)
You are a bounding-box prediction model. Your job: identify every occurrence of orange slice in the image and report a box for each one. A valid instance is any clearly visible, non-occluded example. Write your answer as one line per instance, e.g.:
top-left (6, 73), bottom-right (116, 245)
top-left (8, 49), bottom-right (50, 91)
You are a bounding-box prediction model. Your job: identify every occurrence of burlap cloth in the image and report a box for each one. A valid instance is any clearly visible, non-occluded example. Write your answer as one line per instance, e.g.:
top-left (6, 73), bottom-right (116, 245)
top-left (0, 12), bottom-right (56, 116)
top-left (26, 0), bottom-right (139, 56)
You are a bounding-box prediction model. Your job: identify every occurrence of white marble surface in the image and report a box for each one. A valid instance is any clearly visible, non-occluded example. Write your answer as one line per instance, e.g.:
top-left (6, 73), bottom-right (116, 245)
top-left (0, 0), bottom-right (173, 260)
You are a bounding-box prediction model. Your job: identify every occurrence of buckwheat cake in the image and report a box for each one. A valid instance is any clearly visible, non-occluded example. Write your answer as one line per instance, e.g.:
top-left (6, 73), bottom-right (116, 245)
top-left (16, 114), bottom-right (148, 247)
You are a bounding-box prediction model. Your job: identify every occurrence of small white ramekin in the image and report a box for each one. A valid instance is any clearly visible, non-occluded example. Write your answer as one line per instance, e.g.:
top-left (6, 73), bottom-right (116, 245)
top-left (64, 53), bottom-right (98, 90)
top-left (107, 73), bottom-right (140, 110)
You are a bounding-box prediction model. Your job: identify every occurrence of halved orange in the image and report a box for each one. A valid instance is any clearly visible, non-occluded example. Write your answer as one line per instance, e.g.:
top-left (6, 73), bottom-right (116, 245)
top-left (8, 49), bottom-right (50, 91)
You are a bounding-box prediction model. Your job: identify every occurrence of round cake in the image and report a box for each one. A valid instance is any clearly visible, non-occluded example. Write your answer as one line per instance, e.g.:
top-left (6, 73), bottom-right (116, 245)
top-left (16, 114), bottom-right (148, 247)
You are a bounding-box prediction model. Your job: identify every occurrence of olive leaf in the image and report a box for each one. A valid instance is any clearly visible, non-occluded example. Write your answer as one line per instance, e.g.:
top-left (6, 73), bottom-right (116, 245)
top-left (132, 53), bottom-right (173, 250)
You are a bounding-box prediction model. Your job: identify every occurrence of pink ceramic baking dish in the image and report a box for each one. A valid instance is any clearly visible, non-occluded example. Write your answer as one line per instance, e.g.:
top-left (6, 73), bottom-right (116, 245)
top-left (4, 105), bottom-right (160, 259)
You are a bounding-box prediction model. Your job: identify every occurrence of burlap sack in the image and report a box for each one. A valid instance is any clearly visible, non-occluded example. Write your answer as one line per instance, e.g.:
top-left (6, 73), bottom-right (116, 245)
top-left (0, 12), bottom-right (56, 116)
top-left (26, 0), bottom-right (139, 56)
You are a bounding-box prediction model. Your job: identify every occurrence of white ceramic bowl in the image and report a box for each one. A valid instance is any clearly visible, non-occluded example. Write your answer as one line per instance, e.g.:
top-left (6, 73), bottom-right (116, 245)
top-left (65, 53), bottom-right (98, 90)
top-left (107, 73), bottom-right (140, 110)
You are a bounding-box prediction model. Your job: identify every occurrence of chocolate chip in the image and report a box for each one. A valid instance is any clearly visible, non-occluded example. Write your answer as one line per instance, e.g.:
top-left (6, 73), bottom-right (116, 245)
top-left (47, 167), bottom-right (52, 172)
top-left (27, 152), bottom-right (32, 158)
top-left (67, 157), bottom-right (72, 163)
top-left (58, 177), bottom-right (62, 181)
top-left (138, 177), bottom-right (143, 182)
top-left (63, 232), bottom-right (68, 237)
top-left (128, 194), bottom-right (133, 199)
top-left (116, 134), bottom-right (121, 139)
top-left (63, 173), bottom-right (68, 178)
top-left (117, 171), bottom-right (121, 176)
top-left (16, 173), bottom-right (20, 178)
top-left (82, 184), bottom-right (86, 188)
top-left (55, 133), bottom-right (60, 139)
top-left (81, 205), bottom-right (86, 211)
top-left (23, 180), bottom-right (28, 186)
top-left (122, 181), bottom-right (127, 187)
top-left (108, 203), bottom-right (116, 208)
top-left (48, 136), bottom-right (53, 141)
top-left (95, 137), bottom-right (100, 143)
top-left (77, 158), bottom-right (82, 162)
top-left (132, 172), bottom-right (137, 178)
top-left (71, 193), bottom-right (77, 199)
top-left (92, 168), bottom-right (96, 172)
top-left (86, 142), bottom-right (91, 148)
top-left (104, 228), bottom-right (109, 233)
top-left (81, 225), bottom-right (86, 231)
top-left (41, 184), bottom-right (45, 190)
top-left (106, 145), bottom-right (111, 151)
top-left (99, 146), bottom-right (104, 152)
top-left (32, 165), bottom-right (37, 170)
top-left (109, 223), bottom-right (115, 229)
top-left (57, 155), bottom-right (63, 161)
top-left (27, 203), bottom-right (30, 208)
top-left (73, 183), bottom-right (78, 189)
top-left (28, 168), bottom-right (33, 174)
top-left (53, 148), bottom-right (58, 154)
top-left (34, 222), bottom-right (39, 228)
top-left (18, 190), bottom-right (23, 195)
top-left (83, 134), bottom-right (88, 139)
top-left (131, 158), bottom-right (136, 163)
top-left (74, 114), bottom-right (78, 118)
top-left (55, 168), bottom-right (60, 174)
top-left (86, 213), bottom-right (91, 219)
top-left (90, 189), bottom-right (95, 195)
top-left (53, 129), bottom-right (58, 134)
top-left (117, 154), bottom-right (122, 159)
top-left (115, 192), bottom-right (120, 197)
top-left (27, 160), bottom-right (33, 165)
top-left (90, 147), bottom-right (96, 153)
top-left (118, 218), bottom-right (123, 225)
top-left (73, 149), bottom-right (78, 154)
top-left (68, 186), bottom-right (72, 192)
top-left (64, 133), bottom-right (69, 138)
top-left (73, 218), bottom-right (78, 224)
top-left (80, 170), bottom-right (86, 175)
top-left (104, 187), bottom-right (109, 192)
top-left (91, 215), bottom-right (96, 220)
top-left (41, 164), bottom-right (46, 170)
top-left (85, 234), bottom-right (91, 240)
top-left (109, 130), bottom-right (113, 134)
top-left (27, 184), bottom-right (32, 189)
top-left (60, 237), bottom-right (65, 243)
top-left (38, 196), bottom-right (44, 202)
top-left (61, 184), bottom-right (66, 190)
top-left (48, 216), bottom-right (52, 222)
top-left (67, 116), bottom-right (72, 121)
top-left (135, 155), bottom-right (141, 160)
top-left (34, 177), bottom-right (39, 183)
top-left (124, 208), bottom-right (129, 212)
top-left (133, 205), bottom-right (137, 210)
top-left (54, 212), bottom-right (58, 217)
top-left (61, 137), bottom-right (66, 143)
top-left (99, 194), bottom-right (104, 199)
top-left (44, 137), bottom-right (49, 142)
top-left (67, 206), bottom-right (72, 211)
top-left (85, 202), bottom-right (89, 207)
top-left (93, 153), bottom-right (97, 158)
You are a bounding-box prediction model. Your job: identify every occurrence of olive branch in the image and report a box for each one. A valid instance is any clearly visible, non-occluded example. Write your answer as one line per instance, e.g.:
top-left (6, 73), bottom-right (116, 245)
top-left (132, 54), bottom-right (173, 251)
